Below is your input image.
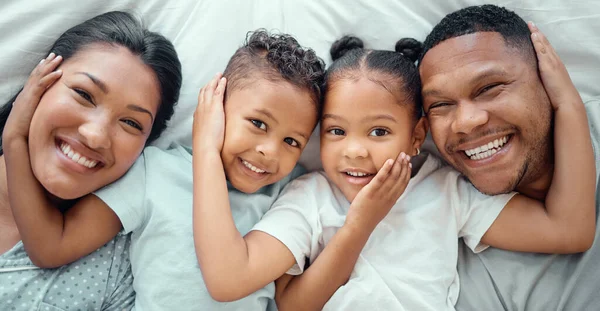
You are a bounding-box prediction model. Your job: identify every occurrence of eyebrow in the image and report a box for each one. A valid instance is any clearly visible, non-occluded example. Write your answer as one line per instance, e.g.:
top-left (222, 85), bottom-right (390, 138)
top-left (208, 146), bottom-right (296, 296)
top-left (76, 72), bottom-right (154, 122)
top-left (322, 113), bottom-right (397, 123)
top-left (364, 114), bottom-right (397, 123)
top-left (422, 68), bottom-right (509, 98)
top-left (255, 108), bottom-right (309, 140)
top-left (254, 108), bottom-right (278, 125)
top-left (127, 105), bottom-right (154, 123)
top-left (76, 72), bottom-right (108, 93)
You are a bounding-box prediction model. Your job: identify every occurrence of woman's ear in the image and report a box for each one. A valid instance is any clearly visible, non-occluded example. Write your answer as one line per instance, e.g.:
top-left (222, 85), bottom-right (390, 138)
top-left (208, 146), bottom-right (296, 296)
top-left (411, 117), bottom-right (428, 156)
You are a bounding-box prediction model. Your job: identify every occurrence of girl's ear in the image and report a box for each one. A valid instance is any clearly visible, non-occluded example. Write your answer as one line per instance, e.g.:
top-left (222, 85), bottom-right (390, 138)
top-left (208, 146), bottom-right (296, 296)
top-left (411, 117), bottom-right (428, 156)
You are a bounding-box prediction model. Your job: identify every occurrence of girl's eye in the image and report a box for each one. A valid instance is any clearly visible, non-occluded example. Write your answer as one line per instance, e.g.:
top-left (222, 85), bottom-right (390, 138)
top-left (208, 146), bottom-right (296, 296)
top-left (369, 128), bottom-right (389, 137)
top-left (284, 137), bottom-right (300, 147)
top-left (122, 119), bottom-right (143, 131)
top-left (75, 89), bottom-right (93, 103)
top-left (251, 120), bottom-right (267, 130)
top-left (328, 129), bottom-right (345, 136)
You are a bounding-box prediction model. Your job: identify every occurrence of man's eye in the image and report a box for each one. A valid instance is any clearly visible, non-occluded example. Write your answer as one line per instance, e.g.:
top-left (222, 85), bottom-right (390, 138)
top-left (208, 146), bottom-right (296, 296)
top-left (479, 83), bottom-right (500, 95)
top-left (251, 120), bottom-right (267, 130)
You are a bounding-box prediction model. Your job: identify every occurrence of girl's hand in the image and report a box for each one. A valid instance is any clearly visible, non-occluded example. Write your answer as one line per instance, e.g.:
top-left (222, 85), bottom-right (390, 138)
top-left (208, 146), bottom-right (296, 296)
top-left (528, 22), bottom-right (583, 111)
top-left (193, 73), bottom-right (227, 153)
top-left (345, 152), bottom-right (412, 232)
top-left (3, 53), bottom-right (62, 144)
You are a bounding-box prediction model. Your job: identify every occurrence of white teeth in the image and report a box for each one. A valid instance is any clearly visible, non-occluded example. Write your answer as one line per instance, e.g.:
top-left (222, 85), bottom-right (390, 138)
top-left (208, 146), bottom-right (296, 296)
top-left (59, 142), bottom-right (99, 169)
top-left (242, 160), bottom-right (266, 174)
top-left (464, 135), bottom-right (510, 160)
top-left (346, 171), bottom-right (369, 177)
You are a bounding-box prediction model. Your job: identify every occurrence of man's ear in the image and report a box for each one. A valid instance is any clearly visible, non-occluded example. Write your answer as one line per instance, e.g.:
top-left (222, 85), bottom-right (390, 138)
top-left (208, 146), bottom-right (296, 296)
top-left (411, 117), bottom-right (429, 156)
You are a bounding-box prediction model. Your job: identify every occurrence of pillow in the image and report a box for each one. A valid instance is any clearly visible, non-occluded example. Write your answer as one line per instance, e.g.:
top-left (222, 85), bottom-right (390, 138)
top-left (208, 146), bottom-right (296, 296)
top-left (1, 0), bottom-right (598, 170)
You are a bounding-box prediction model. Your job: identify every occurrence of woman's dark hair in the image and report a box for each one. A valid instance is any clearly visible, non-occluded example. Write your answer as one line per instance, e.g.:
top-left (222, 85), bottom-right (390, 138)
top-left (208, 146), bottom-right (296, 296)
top-left (223, 29), bottom-right (326, 118)
top-left (326, 35), bottom-right (423, 121)
top-left (0, 11), bottom-right (182, 154)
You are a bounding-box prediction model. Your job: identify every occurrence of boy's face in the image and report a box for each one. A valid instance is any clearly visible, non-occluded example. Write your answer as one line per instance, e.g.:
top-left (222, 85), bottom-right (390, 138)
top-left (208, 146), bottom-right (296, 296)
top-left (320, 77), bottom-right (426, 202)
top-left (221, 79), bottom-right (317, 193)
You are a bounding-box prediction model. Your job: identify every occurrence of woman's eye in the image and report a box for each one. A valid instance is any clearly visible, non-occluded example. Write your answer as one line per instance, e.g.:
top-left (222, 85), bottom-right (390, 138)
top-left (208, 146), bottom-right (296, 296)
top-left (122, 119), bottom-right (143, 131)
top-left (369, 129), bottom-right (389, 137)
top-left (284, 137), bottom-right (300, 147)
top-left (75, 89), bottom-right (93, 103)
top-left (251, 120), bottom-right (267, 130)
top-left (328, 129), bottom-right (345, 136)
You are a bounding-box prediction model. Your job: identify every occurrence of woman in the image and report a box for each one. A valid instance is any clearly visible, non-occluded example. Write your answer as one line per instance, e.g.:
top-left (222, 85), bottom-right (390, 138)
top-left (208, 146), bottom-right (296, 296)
top-left (0, 11), bottom-right (181, 310)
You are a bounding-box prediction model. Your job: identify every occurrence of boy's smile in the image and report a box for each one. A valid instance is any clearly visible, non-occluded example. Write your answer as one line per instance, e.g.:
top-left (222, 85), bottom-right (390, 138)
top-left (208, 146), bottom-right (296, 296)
top-left (221, 79), bottom-right (317, 194)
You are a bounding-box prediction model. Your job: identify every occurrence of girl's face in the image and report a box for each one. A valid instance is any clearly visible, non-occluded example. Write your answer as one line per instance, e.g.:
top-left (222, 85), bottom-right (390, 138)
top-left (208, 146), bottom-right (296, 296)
top-left (320, 77), bottom-right (427, 202)
top-left (221, 79), bottom-right (317, 194)
top-left (28, 44), bottom-right (161, 199)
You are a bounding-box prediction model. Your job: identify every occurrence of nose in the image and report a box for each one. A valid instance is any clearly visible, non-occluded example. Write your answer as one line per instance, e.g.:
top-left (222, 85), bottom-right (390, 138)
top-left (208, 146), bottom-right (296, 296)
top-left (255, 138), bottom-right (279, 161)
top-left (78, 118), bottom-right (111, 150)
top-left (450, 102), bottom-right (489, 134)
top-left (343, 137), bottom-right (368, 159)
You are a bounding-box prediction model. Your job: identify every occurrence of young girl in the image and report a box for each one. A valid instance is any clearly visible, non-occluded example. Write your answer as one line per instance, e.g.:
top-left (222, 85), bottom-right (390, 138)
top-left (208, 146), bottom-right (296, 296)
top-left (7, 30), bottom-right (325, 310)
top-left (193, 31), bottom-right (595, 310)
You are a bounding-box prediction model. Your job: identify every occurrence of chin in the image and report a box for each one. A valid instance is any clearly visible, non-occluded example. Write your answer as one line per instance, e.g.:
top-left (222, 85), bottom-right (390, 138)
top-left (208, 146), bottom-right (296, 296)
top-left (42, 181), bottom-right (87, 201)
top-left (465, 175), bottom-right (516, 196)
top-left (229, 178), bottom-right (263, 194)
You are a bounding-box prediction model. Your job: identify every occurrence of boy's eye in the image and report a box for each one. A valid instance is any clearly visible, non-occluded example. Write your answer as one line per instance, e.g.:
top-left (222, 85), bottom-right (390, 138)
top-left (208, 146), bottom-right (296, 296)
top-left (122, 119), bottom-right (143, 131)
top-left (284, 137), bottom-right (300, 147)
top-left (328, 129), bottom-right (345, 136)
top-left (369, 128), bottom-right (389, 137)
top-left (251, 120), bottom-right (267, 130)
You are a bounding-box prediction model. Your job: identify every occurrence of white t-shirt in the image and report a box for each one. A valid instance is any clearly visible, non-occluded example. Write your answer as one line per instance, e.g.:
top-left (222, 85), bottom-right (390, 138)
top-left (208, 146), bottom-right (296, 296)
top-left (252, 154), bottom-right (516, 311)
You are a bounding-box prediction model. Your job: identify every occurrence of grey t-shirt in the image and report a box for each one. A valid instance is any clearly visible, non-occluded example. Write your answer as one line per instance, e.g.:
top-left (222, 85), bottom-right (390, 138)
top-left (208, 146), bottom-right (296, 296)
top-left (455, 99), bottom-right (600, 311)
top-left (94, 144), bottom-right (305, 311)
top-left (0, 233), bottom-right (134, 311)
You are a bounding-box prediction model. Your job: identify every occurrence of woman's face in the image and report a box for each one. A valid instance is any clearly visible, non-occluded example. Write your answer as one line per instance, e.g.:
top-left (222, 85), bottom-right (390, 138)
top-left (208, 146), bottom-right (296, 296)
top-left (28, 44), bottom-right (161, 199)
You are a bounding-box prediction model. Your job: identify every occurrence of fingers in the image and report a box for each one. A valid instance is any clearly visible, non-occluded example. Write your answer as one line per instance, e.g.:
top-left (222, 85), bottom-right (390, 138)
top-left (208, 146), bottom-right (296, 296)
top-left (202, 73), bottom-right (223, 104)
top-left (528, 22), bottom-right (560, 62)
top-left (367, 158), bottom-right (394, 191)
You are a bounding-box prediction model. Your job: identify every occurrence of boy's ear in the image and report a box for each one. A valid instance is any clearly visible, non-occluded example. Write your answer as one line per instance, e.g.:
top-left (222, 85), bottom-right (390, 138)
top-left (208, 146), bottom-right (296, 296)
top-left (411, 117), bottom-right (429, 156)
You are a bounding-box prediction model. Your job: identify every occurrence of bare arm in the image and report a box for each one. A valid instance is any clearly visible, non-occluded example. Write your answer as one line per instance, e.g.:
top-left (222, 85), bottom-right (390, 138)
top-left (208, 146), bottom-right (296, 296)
top-left (3, 53), bottom-right (122, 268)
top-left (481, 24), bottom-right (595, 254)
top-left (275, 154), bottom-right (412, 311)
top-left (4, 138), bottom-right (122, 267)
top-left (192, 74), bottom-right (296, 301)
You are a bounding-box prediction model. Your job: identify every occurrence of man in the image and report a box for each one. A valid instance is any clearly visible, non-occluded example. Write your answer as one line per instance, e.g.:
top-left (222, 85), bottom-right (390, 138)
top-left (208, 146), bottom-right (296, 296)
top-left (419, 5), bottom-right (600, 310)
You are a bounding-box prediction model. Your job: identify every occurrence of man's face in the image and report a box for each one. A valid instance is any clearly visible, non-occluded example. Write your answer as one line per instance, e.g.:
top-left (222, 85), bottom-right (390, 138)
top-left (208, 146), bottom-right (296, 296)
top-left (420, 32), bottom-right (553, 195)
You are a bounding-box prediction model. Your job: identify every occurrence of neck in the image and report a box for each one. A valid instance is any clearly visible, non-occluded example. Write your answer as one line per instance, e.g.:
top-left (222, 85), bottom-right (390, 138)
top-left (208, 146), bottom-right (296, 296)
top-left (516, 163), bottom-right (553, 201)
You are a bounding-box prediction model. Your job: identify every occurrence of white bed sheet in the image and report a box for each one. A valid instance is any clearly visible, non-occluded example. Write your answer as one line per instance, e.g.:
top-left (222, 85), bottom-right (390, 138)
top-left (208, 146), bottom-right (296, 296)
top-left (1, 0), bottom-right (598, 170)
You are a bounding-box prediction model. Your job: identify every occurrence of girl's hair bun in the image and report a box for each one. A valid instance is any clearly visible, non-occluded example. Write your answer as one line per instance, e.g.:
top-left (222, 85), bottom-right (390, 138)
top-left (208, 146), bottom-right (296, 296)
top-left (395, 38), bottom-right (423, 62)
top-left (330, 35), bottom-right (364, 61)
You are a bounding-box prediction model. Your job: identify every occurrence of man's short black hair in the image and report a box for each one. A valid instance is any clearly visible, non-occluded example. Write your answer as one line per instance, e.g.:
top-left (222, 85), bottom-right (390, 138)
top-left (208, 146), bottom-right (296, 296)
top-left (419, 4), bottom-right (535, 66)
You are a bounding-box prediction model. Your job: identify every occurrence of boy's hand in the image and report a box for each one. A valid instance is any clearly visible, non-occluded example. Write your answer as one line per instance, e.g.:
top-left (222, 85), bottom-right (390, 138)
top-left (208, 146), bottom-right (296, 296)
top-left (528, 22), bottom-right (583, 111)
top-left (193, 73), bottom-right (227, 153)
top-left (3, 53), bottom-right (62, 145)
top-left (345, 152), bottom-right (412, 232)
